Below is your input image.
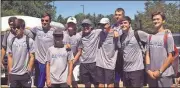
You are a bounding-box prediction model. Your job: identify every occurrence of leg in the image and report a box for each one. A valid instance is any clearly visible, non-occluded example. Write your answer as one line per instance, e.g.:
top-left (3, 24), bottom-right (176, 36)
top-left (9, 74), bottom-right (21, 88)
top-left (107, 83), bottom-right (114, 88)
top-left (129, 70), bottom-right (144, 87)
top-left (114, 72), bottom-right (120, 87)
top-left (80, 63), bottom-right (91, 88)
top-left (148, 76), bottom-right (158, 88)
top-left (114, 51), bottom-right (123, 87)
top-left (34, 59), bottom-right (39, 87)
top-left (96, 66), bottom-right (105, 88)
top-left (105, 68), bottom-right (115, 88)
top-left (20, 73), bottom-right (32, 88)
top-left (89, 63), bottom-right (99, 88)
top-left (158, 76), bottom-right (173, 87)
top-left (34, 60), bottom-right (46, 88)
top-left (177, 77), bottom-right (180, 85)
top-left (98, 83), bottom-right (105, 88)
top-left (72, 81), bottom-right (78, 88)
top-left (85, 82), bottom-right (91, 88)
top-left (123, 71), bottom-right (131, 87)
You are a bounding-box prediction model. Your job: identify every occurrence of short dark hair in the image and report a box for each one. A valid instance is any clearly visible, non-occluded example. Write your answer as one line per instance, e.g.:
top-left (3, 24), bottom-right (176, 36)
top-left (121, 16), bottom-right (131, 24)
top-left (115, 8), bottom-right (125, 15)
top-left (151, 11), bottom-right (166, 21)
top-left (15, 19), bottom-right (25, 29)
top-left (42, 12), bottom-right (52, 21)
top-left (8, 17), bottom-right (17, 24)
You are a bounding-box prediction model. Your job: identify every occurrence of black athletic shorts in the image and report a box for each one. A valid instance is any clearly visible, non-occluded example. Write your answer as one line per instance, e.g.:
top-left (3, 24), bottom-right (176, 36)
top-left (96, 66), bottom-right (115, 84)
top-left (123, 69), bottom-right (144, 87)
top-left (80, 62), bottom-right (97, 84)
top-left (50, 83), bottom-right (70, 88)
top-left (9, 73), bottom-right (31, 88)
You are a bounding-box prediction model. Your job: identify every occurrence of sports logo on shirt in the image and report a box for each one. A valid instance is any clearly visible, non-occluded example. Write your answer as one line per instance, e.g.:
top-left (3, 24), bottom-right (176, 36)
top-left (12, 41), bottom-right (27, 47)
top-left (52, 53), bottom-right (67, 59)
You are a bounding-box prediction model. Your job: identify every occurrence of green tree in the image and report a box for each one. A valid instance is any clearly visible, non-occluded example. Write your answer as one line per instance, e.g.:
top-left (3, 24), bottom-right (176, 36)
top-left (135, 1), bottom-right (180, 33)
top-left (57, 14), bottom-right (66, 24)
top-left (75, 13), bottom-right (85, 31)
top-left (1, 1), bottom-right (56, 21)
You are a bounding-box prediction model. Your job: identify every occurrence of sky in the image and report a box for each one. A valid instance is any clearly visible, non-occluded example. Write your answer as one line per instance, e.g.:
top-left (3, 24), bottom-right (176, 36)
top-left (53, 1), bottom-right (177, 20)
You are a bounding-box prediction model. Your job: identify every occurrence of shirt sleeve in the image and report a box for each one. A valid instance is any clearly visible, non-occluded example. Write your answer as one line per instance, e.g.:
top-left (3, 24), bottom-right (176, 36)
top-left (167, 32), bottom-right (174, 53)
top-left (29, 38), bottom-right (35, 53)
top-left (78, 39), bottom-right (83, 49)
top-left (138, 30), bottom-right (149, 43)
top-left (67, 51), bottom-right (74, 61)
top-left (24, 29), bottom-right (34, 39)
top-left (30, 27), bottom-right (38, 34)
top-left (146, 35), bottom-right (151, 52)
top-left (94, 29), bottom-right (102, 36)
top-left (45, 49), bottom-right (51, 63)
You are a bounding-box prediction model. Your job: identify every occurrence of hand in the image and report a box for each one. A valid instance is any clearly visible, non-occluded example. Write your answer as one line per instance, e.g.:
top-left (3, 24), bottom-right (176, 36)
top-left (8, 69), bottom-right (12, 74)
top-left (46, 79), bottom-right (51, 87)
top-left (153, 70), bottom-right (160, 78)
top-left (67, 76), bottom-right (72, 86)
top-left (27, 67), bottom-right (32, 73)
top-left (113, 31), bottom-right (119, 37)
top-left (72, 59), bottom-right (76, 64)
top-left (147, 70), bottom-right (156, 79)
top-left (66, 44), bottom-right (71, 49)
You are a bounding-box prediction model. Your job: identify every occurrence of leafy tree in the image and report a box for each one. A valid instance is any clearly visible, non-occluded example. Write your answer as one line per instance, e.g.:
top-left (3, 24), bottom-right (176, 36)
top-left (1, 1), bottom-right (56, 21)
top-left (135, 1), bottom-right (180, 33)
top-left (57, 14), bottom-right (66, 24)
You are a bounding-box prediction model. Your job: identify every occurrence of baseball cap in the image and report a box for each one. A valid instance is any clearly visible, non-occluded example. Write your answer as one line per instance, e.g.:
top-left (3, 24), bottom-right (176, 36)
top-left (99, 18), bottom-right (110, 24)
top-left (53, 28), bottom-right (63, 35)
top-left (67, 17), bottom-right (77, 24)
top-left (81, 19), bottom-right (92, 25)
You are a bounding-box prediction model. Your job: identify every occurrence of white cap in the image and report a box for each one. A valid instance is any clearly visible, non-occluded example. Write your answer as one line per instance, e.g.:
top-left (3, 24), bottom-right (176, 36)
top-left (99, 18), bottom-right (110, 24)
top-left (67, 17), bottom-right (77, 24)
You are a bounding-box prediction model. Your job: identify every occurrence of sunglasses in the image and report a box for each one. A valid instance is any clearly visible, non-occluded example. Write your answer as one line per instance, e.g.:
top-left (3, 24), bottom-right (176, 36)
top-left (82, 23), bottom-right (90, 27)
top-left (41, 19), bottom-right (49, 22)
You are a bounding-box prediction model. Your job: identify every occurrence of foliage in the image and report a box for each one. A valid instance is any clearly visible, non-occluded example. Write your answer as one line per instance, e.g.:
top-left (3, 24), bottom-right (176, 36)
top-left (134, 1), bottom-right (180, 33)
top-left (1, 1), bottom-right (56, 21)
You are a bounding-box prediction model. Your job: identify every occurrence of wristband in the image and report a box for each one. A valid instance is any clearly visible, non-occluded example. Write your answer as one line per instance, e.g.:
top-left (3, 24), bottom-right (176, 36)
top-left (146, 64), bottom-right (150, 71)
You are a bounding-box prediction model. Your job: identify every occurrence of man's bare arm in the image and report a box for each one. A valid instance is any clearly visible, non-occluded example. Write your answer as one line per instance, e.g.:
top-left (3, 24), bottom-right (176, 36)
top-left (7, 53), bottom-right (13, 73)
top-left (27, 53), bottom-right (35, 72)
top-left (73, 48), bottom-right (82, 64)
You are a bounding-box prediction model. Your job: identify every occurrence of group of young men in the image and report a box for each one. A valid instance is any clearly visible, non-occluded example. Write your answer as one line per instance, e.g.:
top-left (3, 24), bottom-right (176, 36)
top-left (1, 7), bottom-right (177, 88)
